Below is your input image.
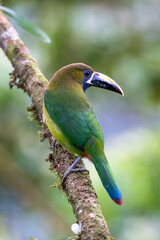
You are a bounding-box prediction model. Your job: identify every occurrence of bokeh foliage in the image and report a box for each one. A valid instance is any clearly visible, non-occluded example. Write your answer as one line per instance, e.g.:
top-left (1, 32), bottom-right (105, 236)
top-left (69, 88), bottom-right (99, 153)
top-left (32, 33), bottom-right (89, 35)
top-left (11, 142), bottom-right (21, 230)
top-left (0, 0), bottom-right (160, 239)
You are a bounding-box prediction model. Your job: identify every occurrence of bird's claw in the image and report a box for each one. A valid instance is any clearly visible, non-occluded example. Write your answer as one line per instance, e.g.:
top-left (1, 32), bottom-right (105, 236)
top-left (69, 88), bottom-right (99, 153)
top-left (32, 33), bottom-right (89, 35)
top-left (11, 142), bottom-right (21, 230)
top-left (61, 156), bottom-right (89, 185)
top-left (62, 168), bottom-right (89, 185)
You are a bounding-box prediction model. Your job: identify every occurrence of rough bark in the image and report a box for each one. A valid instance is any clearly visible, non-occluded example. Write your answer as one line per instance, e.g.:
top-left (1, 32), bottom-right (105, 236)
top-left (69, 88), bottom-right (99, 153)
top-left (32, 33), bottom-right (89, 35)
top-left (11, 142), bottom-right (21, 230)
top-left (0, 10), bottom-right (114, 240)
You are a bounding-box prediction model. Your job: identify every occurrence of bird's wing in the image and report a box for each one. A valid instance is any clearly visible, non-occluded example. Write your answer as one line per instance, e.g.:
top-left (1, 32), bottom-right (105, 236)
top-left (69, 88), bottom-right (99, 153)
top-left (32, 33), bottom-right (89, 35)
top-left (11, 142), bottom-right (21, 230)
top-left (44, 89), bottom-right (104, 150)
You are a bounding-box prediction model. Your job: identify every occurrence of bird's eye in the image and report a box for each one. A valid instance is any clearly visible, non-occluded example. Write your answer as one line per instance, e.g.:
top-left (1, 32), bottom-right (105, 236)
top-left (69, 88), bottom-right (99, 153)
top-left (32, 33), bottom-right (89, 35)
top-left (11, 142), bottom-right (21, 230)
top-left (84, 70), bottom-right (91, 78)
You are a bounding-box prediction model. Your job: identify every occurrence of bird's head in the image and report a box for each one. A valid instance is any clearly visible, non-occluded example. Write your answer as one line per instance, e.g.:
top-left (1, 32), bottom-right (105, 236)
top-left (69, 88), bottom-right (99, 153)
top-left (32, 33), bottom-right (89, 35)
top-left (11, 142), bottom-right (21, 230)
top-left (50, 63), bottom-right (124, 96)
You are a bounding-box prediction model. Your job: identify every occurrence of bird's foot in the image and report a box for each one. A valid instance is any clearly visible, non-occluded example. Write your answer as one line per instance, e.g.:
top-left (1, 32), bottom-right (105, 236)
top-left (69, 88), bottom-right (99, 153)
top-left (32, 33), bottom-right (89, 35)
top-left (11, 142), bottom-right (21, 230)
top-left (62, 157), bottom-right (89, 185)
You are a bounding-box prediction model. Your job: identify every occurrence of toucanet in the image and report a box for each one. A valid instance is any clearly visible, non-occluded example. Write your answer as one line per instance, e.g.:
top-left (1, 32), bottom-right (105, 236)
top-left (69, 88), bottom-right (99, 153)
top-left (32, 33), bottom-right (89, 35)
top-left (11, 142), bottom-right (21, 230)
top-left (43, 63), bottom-right (124, 205)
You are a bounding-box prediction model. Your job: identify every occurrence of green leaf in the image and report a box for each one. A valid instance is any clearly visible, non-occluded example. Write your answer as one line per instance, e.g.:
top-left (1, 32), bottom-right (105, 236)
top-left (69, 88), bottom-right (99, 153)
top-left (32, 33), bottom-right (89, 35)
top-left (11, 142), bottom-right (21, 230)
top-left (0, 6), bottom-right (51, 43)
top-left (29, 237), bottom-right (39, 240)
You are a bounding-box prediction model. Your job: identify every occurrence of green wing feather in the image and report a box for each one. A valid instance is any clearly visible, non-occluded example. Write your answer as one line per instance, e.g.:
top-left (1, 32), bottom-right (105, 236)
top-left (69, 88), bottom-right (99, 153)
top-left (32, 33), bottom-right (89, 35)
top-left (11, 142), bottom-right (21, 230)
top-left (44, 87), bottom-right (123, 205)
top-left (44, 88), bottom-right (104, 150)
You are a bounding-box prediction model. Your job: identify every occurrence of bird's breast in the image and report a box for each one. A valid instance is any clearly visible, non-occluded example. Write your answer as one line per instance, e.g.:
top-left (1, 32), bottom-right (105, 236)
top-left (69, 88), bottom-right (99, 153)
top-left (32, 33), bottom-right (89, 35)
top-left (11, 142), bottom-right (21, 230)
top-left (43, 103), bottom-right (83, 155)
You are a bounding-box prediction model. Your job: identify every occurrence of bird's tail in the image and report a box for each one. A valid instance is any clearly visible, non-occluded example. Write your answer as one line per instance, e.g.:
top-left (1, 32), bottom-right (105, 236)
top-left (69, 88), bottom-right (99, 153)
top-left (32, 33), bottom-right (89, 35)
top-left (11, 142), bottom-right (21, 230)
top-left (85, 136), bottom-right (123, 205)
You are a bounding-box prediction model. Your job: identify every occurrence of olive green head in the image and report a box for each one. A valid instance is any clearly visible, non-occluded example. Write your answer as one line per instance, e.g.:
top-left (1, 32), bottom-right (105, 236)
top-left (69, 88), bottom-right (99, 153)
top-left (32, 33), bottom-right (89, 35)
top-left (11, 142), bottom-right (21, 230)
top-left (48, 63), bottom-right (124, 95)
top-left (48, 63), bottom-right (93, 90)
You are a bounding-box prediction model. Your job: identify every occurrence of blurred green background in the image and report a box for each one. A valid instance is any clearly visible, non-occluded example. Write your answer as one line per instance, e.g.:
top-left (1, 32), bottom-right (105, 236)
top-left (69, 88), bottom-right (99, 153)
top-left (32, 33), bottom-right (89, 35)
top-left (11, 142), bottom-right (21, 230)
top-left (0, 0), bottom-right (160, 239)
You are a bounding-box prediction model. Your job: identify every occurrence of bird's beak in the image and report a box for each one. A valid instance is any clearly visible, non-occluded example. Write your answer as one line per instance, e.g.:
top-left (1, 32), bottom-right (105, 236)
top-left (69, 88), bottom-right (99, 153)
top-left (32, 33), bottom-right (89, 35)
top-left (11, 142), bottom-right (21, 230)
top-left (87, 72), bottom-right (124, 96)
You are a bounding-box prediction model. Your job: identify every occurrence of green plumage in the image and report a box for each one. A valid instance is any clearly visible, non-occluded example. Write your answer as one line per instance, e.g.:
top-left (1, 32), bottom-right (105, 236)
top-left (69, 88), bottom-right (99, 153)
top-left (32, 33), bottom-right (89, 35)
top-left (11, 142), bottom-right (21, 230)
top-left (85, 136), bottom-right (122, 202)
top-left (44, 87), bottom-right (104, 152)
top-left (43, 63), bottom-right (123, 205)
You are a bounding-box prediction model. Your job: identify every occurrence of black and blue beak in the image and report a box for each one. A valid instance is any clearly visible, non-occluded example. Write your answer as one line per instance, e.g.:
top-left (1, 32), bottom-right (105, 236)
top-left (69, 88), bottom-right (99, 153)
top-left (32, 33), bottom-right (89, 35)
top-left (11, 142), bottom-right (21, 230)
top-left (87, 72), bottom-right (124, 96)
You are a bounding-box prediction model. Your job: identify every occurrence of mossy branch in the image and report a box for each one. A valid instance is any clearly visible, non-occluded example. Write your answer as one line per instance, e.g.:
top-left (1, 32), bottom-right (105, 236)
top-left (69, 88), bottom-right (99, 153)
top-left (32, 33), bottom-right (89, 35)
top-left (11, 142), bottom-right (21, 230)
top-left (0, 11), bottom-right (113, 240)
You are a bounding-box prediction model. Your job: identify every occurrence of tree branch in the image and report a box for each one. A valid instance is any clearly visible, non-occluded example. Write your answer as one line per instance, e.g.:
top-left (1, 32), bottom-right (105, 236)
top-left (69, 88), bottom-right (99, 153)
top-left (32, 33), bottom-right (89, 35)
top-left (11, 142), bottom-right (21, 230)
top-left (0, 11), bottom-right (113, 240)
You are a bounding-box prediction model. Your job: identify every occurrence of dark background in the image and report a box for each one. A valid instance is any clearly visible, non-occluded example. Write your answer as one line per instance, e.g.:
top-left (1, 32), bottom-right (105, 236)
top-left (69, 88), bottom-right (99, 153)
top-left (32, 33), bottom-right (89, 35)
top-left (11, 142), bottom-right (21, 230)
top-left (0, 0), bottom-right (160, 239)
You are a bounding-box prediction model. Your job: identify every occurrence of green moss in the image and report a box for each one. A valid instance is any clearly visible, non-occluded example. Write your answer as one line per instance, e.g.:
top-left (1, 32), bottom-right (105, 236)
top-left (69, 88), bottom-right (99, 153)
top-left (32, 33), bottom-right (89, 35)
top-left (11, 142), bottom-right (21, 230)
top-left (6, 43), bottom-right (15, 59)
top-left (27, 104), bottom-right (40, 124)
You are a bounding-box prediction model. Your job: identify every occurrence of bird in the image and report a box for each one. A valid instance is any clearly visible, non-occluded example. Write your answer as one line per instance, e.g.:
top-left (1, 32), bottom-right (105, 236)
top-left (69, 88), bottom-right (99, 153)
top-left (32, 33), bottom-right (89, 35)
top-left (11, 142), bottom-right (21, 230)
top-left (43, 63), bottom-right (124, 205)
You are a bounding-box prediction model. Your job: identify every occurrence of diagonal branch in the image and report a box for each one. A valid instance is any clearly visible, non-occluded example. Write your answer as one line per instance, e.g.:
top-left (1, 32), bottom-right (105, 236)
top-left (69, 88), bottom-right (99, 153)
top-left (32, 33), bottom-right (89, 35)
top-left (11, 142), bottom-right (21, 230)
top-left (0, 11), bottom-right (113, 240)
